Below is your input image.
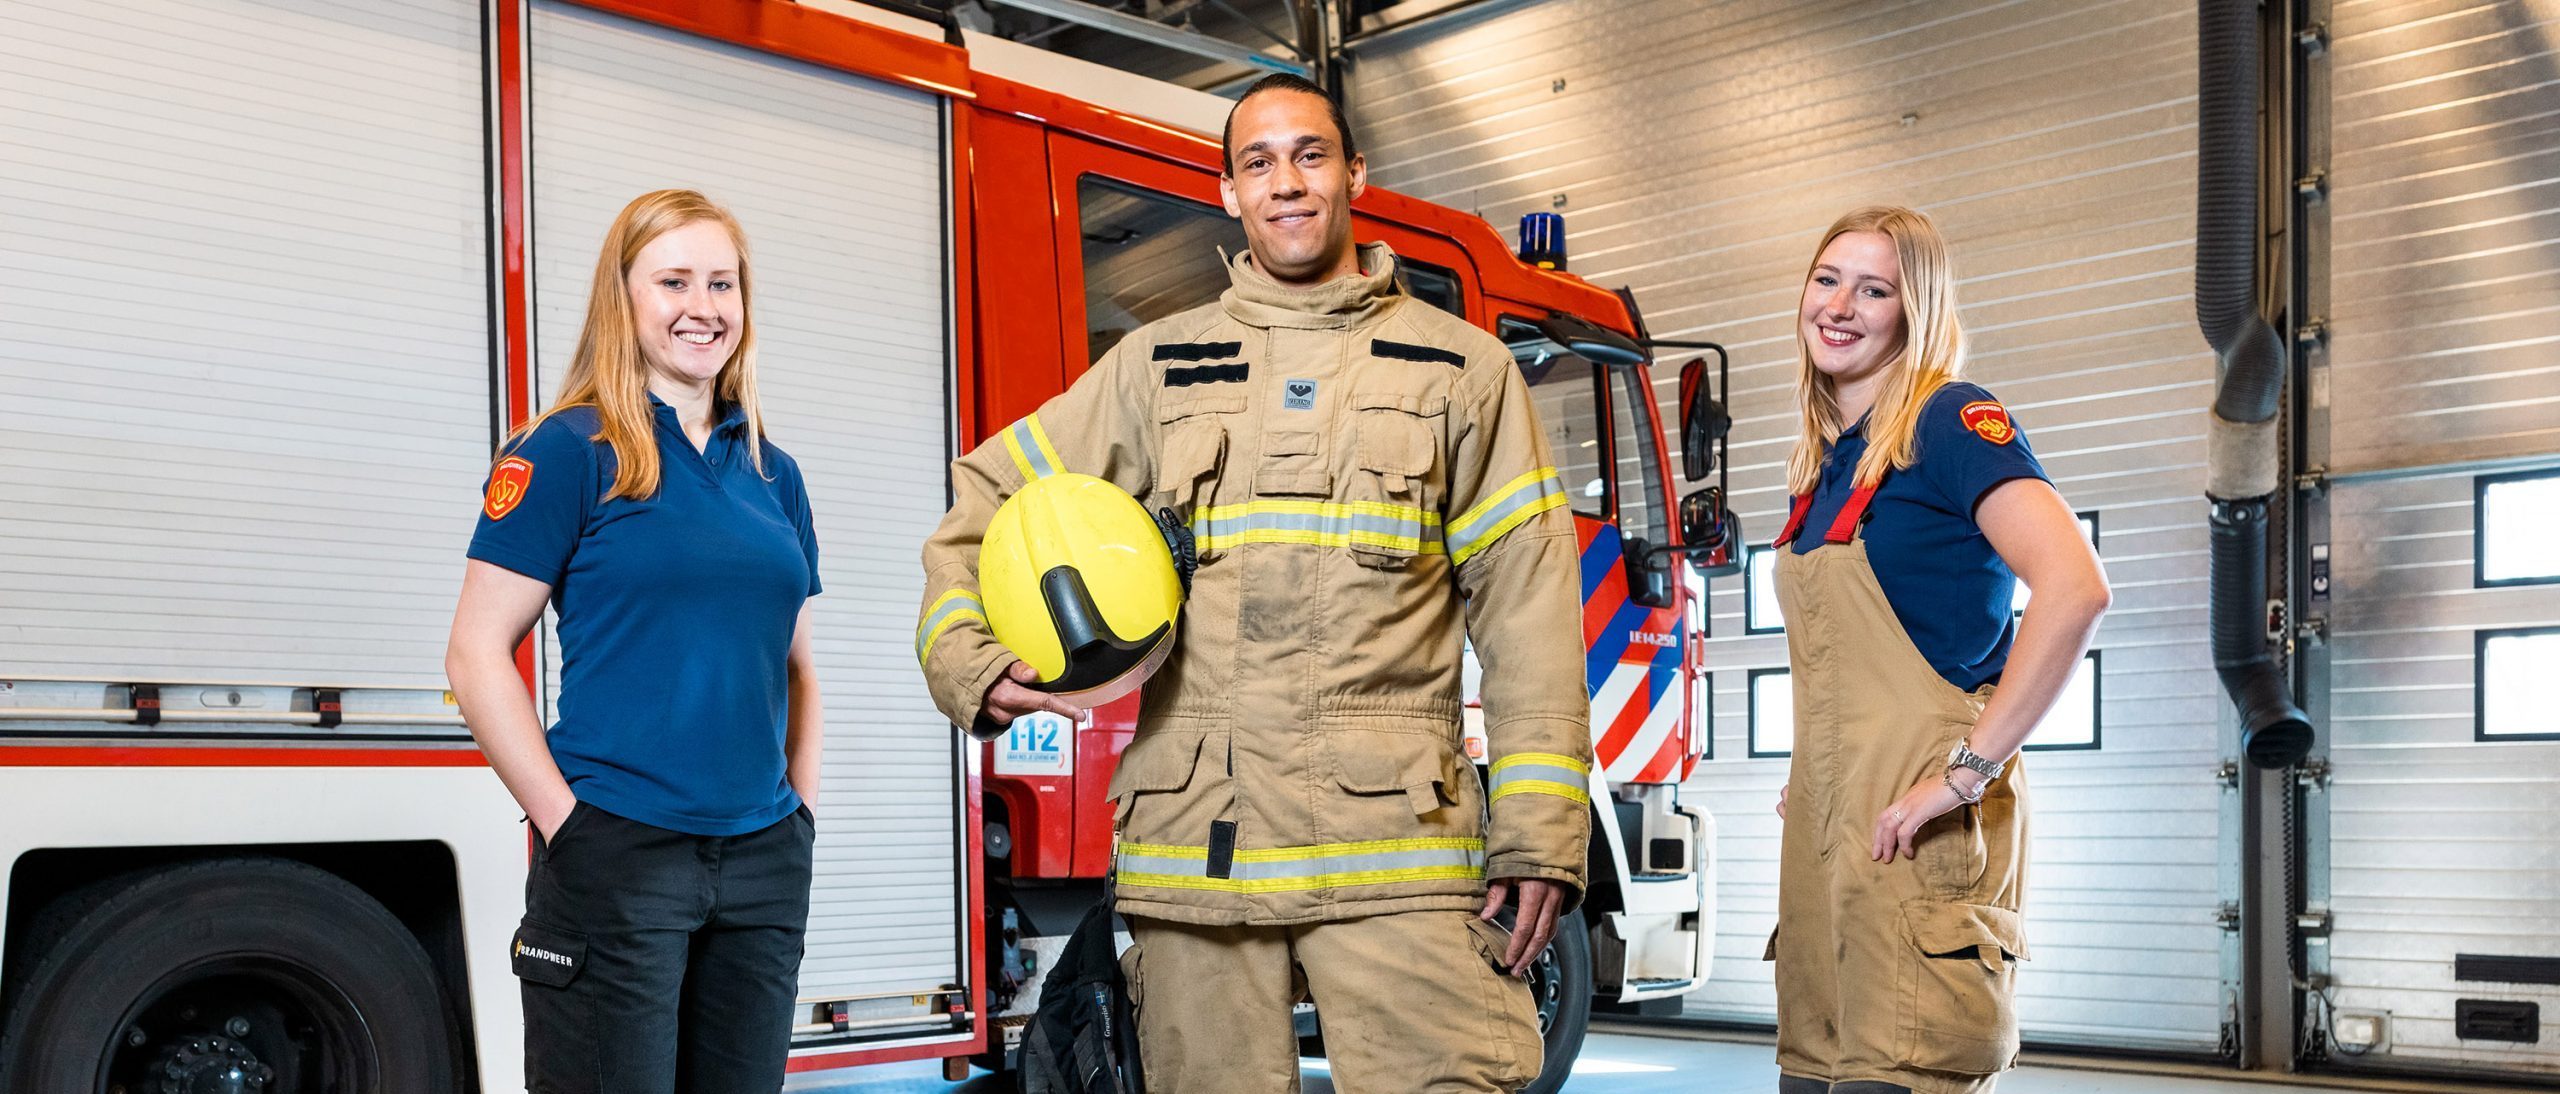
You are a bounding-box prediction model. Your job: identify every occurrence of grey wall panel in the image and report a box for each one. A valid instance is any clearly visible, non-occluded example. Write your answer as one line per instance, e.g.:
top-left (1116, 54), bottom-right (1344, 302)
top-left (2328, 0), bottom-right (2560, 473)
top-left (0, 0), bottom-right (488, 687)
top-left (528, 1), bottom-right (958, 1004)
top-left (1349, 0), bottom-right (2228, 1050)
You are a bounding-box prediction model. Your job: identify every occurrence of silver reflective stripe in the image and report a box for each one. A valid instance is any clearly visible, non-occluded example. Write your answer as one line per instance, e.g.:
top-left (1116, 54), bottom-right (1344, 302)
top-left (915, 592), bottom-right (985, 661)
top-left (1487, 762), bottom-right (1586, 793)
top-left (1010, 419), bottom-right (1058, 479)
top-left (1190, 505), bottom-right (1444, 551)
top-left (1118, 844), bottom-right (1485, 881)
top-left (1446, 470), bottom-right (1565, 562)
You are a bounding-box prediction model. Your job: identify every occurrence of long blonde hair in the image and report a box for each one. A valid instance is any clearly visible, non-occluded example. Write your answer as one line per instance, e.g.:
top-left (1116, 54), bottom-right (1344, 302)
top-left (1784, 205), bottom-right (1967, 494)
top-left (511, 189), bottom-right (766, 500)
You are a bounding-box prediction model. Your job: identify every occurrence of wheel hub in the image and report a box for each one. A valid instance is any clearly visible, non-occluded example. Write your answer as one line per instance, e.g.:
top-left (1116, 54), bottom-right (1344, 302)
top-left (146, 1033), bottom-right (272, 1093)
top-left (1526, 946), bottom-right (1563, 1036)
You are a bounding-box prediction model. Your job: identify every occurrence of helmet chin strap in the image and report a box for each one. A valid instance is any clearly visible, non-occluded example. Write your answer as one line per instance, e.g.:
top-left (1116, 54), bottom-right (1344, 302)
top-left (1156, 506), bottom-right (1197, 598)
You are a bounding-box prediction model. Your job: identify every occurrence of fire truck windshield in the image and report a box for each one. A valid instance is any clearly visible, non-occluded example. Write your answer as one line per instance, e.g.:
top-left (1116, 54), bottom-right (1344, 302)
top-left (1503, 316), bottom-right (1664, 535)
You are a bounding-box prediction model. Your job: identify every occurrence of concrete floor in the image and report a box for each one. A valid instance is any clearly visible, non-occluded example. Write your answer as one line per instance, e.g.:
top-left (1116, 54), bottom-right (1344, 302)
top-left (783, 1026), bottom-right (2436, 1093)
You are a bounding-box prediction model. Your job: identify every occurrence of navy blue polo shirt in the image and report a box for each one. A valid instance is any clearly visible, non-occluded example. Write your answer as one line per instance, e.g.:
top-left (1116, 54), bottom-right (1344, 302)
top-left (1790, 382), bottom-right (2049, 691)
top-left (468, 396), bottom-right (820, 836)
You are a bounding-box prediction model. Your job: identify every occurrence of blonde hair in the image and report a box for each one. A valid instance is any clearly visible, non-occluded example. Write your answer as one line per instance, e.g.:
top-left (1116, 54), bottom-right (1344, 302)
top-left (510, 189), bottom-right (766, 500)
top-left (1784, 205), bottom-right (1967, 494)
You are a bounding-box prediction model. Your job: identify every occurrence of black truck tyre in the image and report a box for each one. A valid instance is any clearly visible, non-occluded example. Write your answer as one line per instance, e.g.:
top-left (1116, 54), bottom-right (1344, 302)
top-left (0, 856), bottom-right (464, 1094)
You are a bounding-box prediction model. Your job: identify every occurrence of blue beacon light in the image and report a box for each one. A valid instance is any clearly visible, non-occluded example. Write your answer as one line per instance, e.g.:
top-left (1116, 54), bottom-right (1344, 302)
top-left (1518, 212), bottom-right (1567, 271)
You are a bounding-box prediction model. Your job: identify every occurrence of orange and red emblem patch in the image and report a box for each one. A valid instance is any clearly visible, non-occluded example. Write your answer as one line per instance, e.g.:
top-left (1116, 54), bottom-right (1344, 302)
top-left (484, 456), bottom-right (534, 520)
top-left (1959, 400), bottom-right (2016, 445)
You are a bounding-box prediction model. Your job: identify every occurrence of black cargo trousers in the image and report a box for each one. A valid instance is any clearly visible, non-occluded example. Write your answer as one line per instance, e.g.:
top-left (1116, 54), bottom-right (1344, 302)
top-left (512, 800), bottom-right (816, 1094)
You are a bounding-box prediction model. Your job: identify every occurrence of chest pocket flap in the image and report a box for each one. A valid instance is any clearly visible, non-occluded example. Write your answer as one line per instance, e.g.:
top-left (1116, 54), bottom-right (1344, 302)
top-left (1354, 394), bottom-right (1440, 493)
top-left (1107, 730), bottom-right (1205, 804)
top-left (1328, 729), bottom-right (1458, 816)
top-left (1154, 396), bottom-right (1240, 510)
top-left (1347, 392), bottom-right (1445, 567)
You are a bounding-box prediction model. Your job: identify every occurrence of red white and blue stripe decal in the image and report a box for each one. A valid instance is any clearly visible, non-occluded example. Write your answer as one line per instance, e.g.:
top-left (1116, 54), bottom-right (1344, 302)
top-left (1578, 519), bottom-right (1689, 784)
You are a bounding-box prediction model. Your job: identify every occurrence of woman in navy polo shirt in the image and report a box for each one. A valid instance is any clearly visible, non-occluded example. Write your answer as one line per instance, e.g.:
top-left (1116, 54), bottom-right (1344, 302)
top-left (445, 189), bottom-right (822, 1094)
top-left (1764, 205), bottom-right (2110, 1094)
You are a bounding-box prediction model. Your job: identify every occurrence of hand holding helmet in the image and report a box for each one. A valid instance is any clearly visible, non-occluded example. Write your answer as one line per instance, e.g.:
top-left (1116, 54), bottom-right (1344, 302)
top-left (968, 473), bottom-right (1194, 741)
top-left (981, 660), bottom-right (1088, 729)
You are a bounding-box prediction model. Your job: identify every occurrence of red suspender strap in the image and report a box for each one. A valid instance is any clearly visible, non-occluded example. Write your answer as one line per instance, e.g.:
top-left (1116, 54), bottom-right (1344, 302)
top-left (1824, 482), bottom-right (1882, 544)
top-left (1773, 493), bottom-right (1814, 548)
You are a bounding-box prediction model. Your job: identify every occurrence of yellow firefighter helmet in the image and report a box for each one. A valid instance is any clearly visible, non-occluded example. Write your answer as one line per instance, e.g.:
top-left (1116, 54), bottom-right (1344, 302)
top-left (980, 473), bottom-right (1193, 708)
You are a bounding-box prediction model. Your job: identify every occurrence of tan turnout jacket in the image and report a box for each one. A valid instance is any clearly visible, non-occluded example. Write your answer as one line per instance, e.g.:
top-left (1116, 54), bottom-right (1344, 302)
top-left (918, 242), bottom-right (1591, 926)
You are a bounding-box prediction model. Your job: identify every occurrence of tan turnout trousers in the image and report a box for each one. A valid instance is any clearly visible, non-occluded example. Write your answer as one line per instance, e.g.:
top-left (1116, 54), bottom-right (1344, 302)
top-left (1122, 911), bottom-right (1541, 1093)
top-left (1767, 484), bottom-right (2031, 1094)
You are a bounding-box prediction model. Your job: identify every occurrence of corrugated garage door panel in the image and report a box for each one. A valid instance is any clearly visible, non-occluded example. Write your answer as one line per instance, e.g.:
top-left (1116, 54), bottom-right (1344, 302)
top-left (1351, 0), bottom-right (2228, 1051)
top-left (528, 1), bottom-right (960, 1002)
top-left (2306, 0), bottom-right (2560, 1079)
top-left (2329, 0), bottom-right (2560, 474)
top-left (0, 0), bottom-right (489, 686)
top-left (2323, 473), bottom-right (2560, 1077)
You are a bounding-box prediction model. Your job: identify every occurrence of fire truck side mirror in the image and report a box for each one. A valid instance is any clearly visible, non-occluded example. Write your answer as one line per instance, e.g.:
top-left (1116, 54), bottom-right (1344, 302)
top-left (1679, 488), bottom-right (1744, 578)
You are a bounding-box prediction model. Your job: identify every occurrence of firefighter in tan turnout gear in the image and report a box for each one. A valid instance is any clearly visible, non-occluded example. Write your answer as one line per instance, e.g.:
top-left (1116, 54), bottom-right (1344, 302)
top-left (915, 75), bottom-right (1592, 1092)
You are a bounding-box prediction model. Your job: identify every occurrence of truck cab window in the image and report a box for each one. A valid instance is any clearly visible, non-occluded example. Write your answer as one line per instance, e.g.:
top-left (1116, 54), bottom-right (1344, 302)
top-left (1503, 317), bottom-right (1607, 521)
top-left (1609, 365), bottom-right (1666, 547)
top-left (1079, 177), bottom-right (1242, 360)
top-left (1399, 259), bottom-right (1464, 317)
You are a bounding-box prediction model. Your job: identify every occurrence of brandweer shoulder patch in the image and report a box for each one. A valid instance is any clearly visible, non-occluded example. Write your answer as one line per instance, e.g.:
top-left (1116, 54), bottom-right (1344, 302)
top-left (485, 456), bottom-right (534, 520)
top-left (1958, 401), bottom-right (2016, 445)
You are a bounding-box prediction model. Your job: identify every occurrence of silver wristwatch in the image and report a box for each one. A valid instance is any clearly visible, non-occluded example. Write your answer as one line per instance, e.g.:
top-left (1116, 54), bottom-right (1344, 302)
top-left (1944, 741), bottom-right (2001, 805)
top-left (1947, 739), bottom-right (2004, 787)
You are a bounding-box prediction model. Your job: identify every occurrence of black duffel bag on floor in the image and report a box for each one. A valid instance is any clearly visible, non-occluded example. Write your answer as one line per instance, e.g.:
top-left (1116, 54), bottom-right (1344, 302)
top-left (1017, 881), bottom-right (1143, 1094)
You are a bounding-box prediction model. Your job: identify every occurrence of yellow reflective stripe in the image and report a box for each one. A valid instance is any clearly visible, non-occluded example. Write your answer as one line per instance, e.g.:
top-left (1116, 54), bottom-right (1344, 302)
top-left (1194, 499), bottom-right (1443, 523)
top-left (1026, 413), bottom-right (1065, 476)
top-left (1001, 413), bottom-right (1063, 481)
top-left (915, 590), bottom-right (985, 664)
top-left (1000, 427), bottom-right (1037, 482)
top-left (1189, 499), bottom-right (1446, 554)
top-left (1116, 866), bottom-right (1485, 894)
top-left (1488, 752), bottom-right (1591, 776)
top-left (1448, 467), bottom-right (1568, 565)
top-left (1490, 779), bottom-right (1592, 805)
top-left (1117, 836), bottom-right (1481, 863)
top-left (1239, 836), bottom-right (1479, 862)
top-left (1114, 836), bottom-right (1486, 893)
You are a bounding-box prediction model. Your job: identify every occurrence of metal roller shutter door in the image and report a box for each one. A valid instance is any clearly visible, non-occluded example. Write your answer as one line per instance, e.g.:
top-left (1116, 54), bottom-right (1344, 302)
top-left (0, 0), bottom-right (489, 686)
top-left (527, 1), bottom-right (960, 1006)
top-left (1348, 0), bottom-right (2230, 1052)
top-left (2318, 0), bottom-right (2560, 1077)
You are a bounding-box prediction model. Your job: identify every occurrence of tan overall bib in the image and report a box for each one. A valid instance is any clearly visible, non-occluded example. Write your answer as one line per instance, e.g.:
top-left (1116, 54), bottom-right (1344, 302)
top-left (1766, 481), bottom-right (2031, 1094)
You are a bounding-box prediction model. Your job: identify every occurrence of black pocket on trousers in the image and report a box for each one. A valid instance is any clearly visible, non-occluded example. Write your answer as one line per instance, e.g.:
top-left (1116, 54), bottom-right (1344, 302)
top-left (512, 919), bottom-right (586, 989)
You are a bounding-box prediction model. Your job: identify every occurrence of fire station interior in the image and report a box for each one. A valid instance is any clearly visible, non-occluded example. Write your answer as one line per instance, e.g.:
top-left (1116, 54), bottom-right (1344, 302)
top-left (4, 0), bottom-right (2557, 1092)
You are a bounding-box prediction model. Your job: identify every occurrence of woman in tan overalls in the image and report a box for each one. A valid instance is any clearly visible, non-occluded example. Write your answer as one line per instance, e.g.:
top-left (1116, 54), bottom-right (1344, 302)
top-left (1765, 205), bottom-right (2112, 1094)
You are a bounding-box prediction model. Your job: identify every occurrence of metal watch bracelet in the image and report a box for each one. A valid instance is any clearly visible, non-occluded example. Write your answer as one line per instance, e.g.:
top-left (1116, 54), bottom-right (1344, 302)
top-left (1948, 740), bottom-right (2004, 780)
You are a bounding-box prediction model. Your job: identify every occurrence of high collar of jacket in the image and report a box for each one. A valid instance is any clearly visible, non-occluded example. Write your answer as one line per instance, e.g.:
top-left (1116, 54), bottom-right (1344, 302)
top-left (1221, 240), bottom-right (1403, 330)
